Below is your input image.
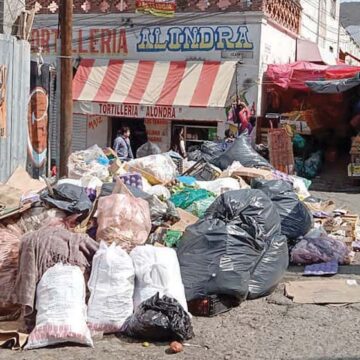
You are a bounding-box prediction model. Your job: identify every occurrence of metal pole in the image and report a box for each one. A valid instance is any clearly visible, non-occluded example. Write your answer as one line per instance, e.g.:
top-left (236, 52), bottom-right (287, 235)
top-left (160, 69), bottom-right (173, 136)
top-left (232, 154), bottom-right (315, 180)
top-left (59, 0), bottom-right (73, 177)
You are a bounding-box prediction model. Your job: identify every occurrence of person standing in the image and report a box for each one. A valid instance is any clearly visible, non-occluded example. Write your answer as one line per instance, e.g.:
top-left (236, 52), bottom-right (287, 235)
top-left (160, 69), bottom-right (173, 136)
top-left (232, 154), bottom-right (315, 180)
top-left (113, 127), bottom-right (134, 161)
top-left (171, 127), bottom-right (187, 158)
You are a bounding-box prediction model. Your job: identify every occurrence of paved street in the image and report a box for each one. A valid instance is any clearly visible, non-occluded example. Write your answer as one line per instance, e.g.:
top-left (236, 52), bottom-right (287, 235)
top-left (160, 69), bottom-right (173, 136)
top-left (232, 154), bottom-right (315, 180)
top-left (1, 190), bottom-right (359, 360)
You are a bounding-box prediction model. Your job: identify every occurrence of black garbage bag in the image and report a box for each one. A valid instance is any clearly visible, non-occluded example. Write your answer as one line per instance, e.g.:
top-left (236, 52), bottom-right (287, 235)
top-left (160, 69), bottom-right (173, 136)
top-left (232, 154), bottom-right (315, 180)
top-left (40, 183), bottom-right (92, 214)
top-left (252, 179), bottom-right (313, 240)
top-left (177, 189), bottom-right (287, 304)
top-left (211, 133), bottom-right (272, 170)
top-left (188, 141), bottom-right (224, 162)
top-left (247, 234), bottom-right (288, 299)
top-left (122, 293), bottom-right (194, 341)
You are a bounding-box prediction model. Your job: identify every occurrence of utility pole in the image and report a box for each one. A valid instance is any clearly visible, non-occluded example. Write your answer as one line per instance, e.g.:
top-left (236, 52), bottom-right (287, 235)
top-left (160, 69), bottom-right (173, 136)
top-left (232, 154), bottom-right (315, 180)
top-left (59, 0), bottom-right (73, 177)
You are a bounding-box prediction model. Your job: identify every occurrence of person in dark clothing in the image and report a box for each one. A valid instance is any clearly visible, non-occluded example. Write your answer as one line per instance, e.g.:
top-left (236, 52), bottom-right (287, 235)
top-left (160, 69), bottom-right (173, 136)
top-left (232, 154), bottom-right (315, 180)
top-left (113, 127), bottom-right (134, 160)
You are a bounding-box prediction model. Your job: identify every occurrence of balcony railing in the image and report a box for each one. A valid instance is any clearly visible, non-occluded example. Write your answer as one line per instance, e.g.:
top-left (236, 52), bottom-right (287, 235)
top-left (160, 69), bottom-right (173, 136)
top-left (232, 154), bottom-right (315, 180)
top-left (28, 0), bottom-right (300, 33)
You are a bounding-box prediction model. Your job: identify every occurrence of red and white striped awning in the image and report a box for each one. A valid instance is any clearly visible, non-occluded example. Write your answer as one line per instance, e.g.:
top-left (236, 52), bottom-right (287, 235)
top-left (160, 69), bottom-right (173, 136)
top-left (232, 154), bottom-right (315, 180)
top-left (73, 59), bottom-right (236, 121)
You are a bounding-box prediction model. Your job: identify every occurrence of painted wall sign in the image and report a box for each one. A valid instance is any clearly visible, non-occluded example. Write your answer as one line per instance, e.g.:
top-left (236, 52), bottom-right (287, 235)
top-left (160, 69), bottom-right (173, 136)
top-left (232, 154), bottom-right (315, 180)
top-left (30, 24), bottom-right (256, 61)
top-left (27, 62), bottom-right (50, 177)
top-left (144, 118), bottom-right (170, 151)
top-left (98, 103), bottom-right (177, 119)
top-left (136, 26), bottom-right (253, 52)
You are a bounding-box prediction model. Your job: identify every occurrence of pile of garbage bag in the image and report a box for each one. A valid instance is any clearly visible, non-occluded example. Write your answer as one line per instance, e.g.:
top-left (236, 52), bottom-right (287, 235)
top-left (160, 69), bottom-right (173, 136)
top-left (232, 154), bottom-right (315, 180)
top-left (1, 136), bottom-right (358, 351)
top-left (252, 179), bottom-right (313, 239)
top-left (177, 189), bottom-right (288, 304)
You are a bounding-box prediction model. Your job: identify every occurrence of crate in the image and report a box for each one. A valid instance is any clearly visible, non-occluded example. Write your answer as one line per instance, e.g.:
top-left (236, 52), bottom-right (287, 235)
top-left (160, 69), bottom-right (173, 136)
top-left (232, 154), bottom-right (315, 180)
top-left (323, 214), bottom-right (359, 246)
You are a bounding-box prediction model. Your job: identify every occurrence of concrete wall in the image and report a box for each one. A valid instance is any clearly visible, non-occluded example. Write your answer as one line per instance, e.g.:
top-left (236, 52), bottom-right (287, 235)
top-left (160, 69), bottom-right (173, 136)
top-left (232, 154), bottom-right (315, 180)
top-left (0, 34), bottom-right (30, 182)
top-left (300, 0), bottom-right (340, 56)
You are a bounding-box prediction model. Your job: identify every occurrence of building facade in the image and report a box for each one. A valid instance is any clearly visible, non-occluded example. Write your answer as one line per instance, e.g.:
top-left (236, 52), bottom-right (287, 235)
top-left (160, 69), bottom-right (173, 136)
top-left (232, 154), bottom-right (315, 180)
top-left (27, 0), bottom-right (303, 157)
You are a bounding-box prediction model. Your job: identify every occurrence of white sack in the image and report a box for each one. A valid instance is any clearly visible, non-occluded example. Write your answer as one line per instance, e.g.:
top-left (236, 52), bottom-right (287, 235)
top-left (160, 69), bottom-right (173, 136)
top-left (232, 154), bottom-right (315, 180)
top-left (87, 242), bottom-right (135, 334)
top-left (196, 178), bottom-right (241, 195)
top-left (130, 245), bottom-right (188, 312)
top-left (25, 263), bottom-right (93, 350)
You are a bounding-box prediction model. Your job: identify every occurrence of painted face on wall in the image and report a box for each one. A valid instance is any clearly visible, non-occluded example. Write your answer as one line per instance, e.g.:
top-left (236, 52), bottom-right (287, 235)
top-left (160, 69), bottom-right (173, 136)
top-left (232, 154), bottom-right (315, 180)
top-left (27, 86), bottom-right (48, 167)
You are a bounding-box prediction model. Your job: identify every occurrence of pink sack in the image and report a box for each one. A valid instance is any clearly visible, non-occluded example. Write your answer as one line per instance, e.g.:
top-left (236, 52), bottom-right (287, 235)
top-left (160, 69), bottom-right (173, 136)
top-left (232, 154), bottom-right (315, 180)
top-left (96, 194), bottom-right (151, 252)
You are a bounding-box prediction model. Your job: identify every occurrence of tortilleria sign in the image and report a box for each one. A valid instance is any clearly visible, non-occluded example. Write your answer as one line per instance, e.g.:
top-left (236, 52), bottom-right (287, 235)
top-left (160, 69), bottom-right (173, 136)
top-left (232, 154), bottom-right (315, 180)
top-left (98, 103), bottom-right (177, 119)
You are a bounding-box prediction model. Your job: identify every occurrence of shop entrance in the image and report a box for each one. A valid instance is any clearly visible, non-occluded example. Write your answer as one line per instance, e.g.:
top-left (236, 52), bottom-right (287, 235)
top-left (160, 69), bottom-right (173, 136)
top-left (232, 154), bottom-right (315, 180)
top-left (111, 118), bottom-right (147, 157)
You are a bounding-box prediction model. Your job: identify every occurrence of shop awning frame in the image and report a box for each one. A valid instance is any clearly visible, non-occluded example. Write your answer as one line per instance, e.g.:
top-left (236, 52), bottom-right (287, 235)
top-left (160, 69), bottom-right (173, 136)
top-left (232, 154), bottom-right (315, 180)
top-left (73, 59), bottom-right (237, 121)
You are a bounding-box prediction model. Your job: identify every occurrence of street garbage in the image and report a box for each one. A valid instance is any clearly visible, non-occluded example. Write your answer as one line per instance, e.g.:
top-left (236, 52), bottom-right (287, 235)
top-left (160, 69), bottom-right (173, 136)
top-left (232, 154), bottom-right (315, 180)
top-left (41, 183), bottom-right (93, 214)
top-left (130, 245), bottom-right (188, 312)
top-left (87, 242), bottom-right (135, 334)
top-left (0, 228), bottom-right (20, 304)
top-left (68, 145), bottom-right (110, 181)
top-left (136, 141), bottom-right (161, 158)
top-left (251, 179), bottom-right (313, 239)
top-left (290, 227), bottom-right (351, 265)
top-left (1, 137), bottom-right (360, 351)
top-left (211, 134), bottom-right (272, 170)
top-left (125, 154), bottom-right (177, 185)
top-left (96, 194), bottom-right (151, 251)
top-left (122, 293), bottom-right (193, 341)
top-left (25, 263), bottom-right (93, 350)
top-left (177, 189), bottom-right (288, 305)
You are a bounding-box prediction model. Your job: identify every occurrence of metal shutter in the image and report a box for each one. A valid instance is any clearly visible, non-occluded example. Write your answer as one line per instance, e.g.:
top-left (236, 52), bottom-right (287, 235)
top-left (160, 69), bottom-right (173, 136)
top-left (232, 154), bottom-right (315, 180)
top-left (72, 113), bottom-right (87, 152)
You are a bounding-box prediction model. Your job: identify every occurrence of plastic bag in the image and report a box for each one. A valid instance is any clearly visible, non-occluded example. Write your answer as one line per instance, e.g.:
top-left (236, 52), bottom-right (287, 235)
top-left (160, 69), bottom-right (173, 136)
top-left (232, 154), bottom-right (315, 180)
top-left (185, 196), bottom-right (216, 218)
top-left (130, 245), bottom-right (188, 312)
top-left (136, 142), bottom-right (161, 158)
top-left (170, 188), bottom-right (212, 209)
top-left (196, 178), bottom-right (241, 195)
top-left (247, 234), bottom-right (288, 299)
top-left (122, 293), bottom-right (193, 341)
top-left (295, 151), bottom-right (322, 179)
top-left (126, 154), bottom-right (177, 185)
top-left (146, 185), bottom-right (171, 200)
top-left (252, 179), bottom-right (313, 239)
top-left (40, 183), bottom-right (93, 214)
top-left (25, 263), bottom-right (93, 349)
top-left (177, 189), bottom-right (286, 303)
top-left (290, 228), bottom-right (351, 265)
top-left (87, 242), bottom-right (135, 334)
top-left (96, 194), bottom-right (151, 251)
top-left (68, 145), bottom-right (109, 181)
top-left (211, 133), bottom-right (272, 170)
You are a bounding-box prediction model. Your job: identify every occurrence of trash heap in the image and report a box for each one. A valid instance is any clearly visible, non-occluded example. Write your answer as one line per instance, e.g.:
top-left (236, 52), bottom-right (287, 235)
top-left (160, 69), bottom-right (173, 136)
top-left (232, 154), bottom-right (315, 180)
top-left (0, 136), bottom-right (358, 351)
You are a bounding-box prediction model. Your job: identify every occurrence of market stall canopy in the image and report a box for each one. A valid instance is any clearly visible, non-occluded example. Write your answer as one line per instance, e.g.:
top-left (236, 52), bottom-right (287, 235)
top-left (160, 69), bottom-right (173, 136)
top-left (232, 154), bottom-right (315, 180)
top-left (73, 59), bottom-right (237, 121)
top-left (296, 39), bottom-right (337, 66)
top-left (306, 72), bottom-right (360, 94)
top-left (266, 61), bottom-right (360, 91)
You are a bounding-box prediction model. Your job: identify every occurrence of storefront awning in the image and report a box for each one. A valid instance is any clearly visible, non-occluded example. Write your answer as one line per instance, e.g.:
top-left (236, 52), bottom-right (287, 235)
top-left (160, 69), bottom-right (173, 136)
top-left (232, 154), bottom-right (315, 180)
top-left (73, 59), bottom-right (237, 121)
top-left (306, 72), bottom-right (360, 94)
top-left (296, 39), bottom-right (337, 66)
top-left (266, 61), bottom-right (360, 91)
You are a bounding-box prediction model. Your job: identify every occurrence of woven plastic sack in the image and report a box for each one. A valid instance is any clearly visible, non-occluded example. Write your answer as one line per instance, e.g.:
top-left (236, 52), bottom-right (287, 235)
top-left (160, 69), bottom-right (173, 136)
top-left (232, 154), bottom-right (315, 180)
top-left (136, 142), bottom-right (161, 158)
top-left (130, 245), bottom-right (188, 312)
top-left (96, 194), bottom-right (151, 252)
top-left (25, 263), bottom-right (93, 349)
top-left (87, 242), bottom-right (135, 334)
top-left (125, 154), bottom-right (177, 185)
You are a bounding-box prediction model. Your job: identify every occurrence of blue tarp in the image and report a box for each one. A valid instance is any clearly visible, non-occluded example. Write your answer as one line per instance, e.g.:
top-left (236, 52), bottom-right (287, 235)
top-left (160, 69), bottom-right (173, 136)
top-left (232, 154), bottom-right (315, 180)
top-left (306, 72), bottom-right (360, 94)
